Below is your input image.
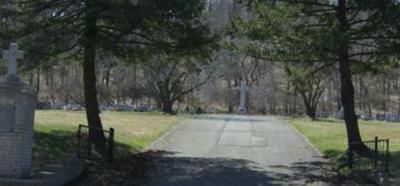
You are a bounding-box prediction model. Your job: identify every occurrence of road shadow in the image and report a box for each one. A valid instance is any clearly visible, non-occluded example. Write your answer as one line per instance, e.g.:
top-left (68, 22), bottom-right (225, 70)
top-left (145, 152), bottom-right (278, 186)
top-left (268, 160), bottom-right (338, 185)
top-left (79, 151), bottom-right (338, 186)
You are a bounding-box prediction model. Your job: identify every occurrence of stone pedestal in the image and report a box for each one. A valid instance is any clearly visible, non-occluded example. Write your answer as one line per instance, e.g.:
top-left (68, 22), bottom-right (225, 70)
top-left (0, 78), bottom-right (36, 179)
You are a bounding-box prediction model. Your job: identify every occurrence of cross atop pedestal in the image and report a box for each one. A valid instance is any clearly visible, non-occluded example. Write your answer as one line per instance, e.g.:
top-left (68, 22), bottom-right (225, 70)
top-left (3, 43), bottom-right (24, 78)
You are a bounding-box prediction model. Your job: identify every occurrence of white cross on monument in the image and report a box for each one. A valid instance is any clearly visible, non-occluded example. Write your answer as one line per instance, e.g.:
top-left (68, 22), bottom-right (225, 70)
top-left (239, 81), bottom-right (249, 113)
top-left (3, 43), bottom-right (24, 78)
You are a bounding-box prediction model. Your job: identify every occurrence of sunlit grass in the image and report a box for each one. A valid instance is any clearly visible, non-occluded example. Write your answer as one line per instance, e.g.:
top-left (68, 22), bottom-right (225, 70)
top-left (33, 110), bottom-right (186, 168)
top-left (285, 117), bottom-right (400, 176)
top-left (35, 110), bottom-right (185, 149)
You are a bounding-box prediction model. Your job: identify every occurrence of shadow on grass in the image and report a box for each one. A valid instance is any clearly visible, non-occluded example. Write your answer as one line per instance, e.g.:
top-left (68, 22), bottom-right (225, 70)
top-left (321, 149), bottom-right (400, 185)
top-left (76, 151), bottom-right (338, 186)
top-left (389, 151), bottom-right (400, 176)
top-left (32, 130), bottom-right (139, 170)
top-left (324, 149), bottom-right (400, 175)
top-left (32, 130), bottom-right (77, 169)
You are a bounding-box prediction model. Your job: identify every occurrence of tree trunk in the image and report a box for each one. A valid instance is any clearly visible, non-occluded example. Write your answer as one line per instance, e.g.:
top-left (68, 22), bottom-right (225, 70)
top-left (131, 65), bottom-right (137, 104)
top-left (162, 98), bottom-right (175, 114)
top-left (60, 65), bottom-right (69, 104)
top-left (105, 68), bottom-right (110, 88)
top-left (227, 79), bottom-right (233, 113)
top-left (305, 104), bottom-right (317, 120)
top-left (338, 59), bottom-right (366, 148)
top-left (300, 92), bottom-right (317, 120)
top-left (397, 87), bottom-right (400, 115)
top-left (382, 77), bottom-right (387, 111)
top-left (337, 0), bottom-right (365, 153)
top-left (284, 82), bottom-right (290, 115)
top-left (50, 68), bottom-right (55, 105)
top-left (271, 102), bottom-right (276, 115)
top-left (228, 105), bottom-right (234, 113)
top-left (83, 3), bottom-right (106, 149)
top-left (29, 71), bottom-right (34, 86)
top-left (36, 69), bottom-right (40, 94)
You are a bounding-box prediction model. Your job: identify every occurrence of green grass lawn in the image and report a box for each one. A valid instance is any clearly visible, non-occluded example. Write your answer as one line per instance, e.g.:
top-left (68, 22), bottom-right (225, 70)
top-left (285, 117), bottom-right (400, 176)
top-left (32, 110), bottom-right (186, 169)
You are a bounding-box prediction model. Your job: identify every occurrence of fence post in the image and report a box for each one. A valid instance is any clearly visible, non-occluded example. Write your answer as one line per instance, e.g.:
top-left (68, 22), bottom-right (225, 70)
top-left (88, 141), bottom-right (92, 160)
top-left (385, 139), bottom-right (390, 172)
top-left (374, 136), bottom-right (378, 170)
top-left (348, 146), bottom-right (353, 169)
top-left (77, 125), bottom-right (82, 157)
top-left (87, 127), bottom-right (92, 160)
top-left (108, 128), bottom-right (115, 162)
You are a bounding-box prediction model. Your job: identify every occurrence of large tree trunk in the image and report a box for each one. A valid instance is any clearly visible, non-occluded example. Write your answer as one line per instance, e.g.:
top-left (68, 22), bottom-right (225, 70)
top-left (337, 0), bottom-right (365, 153)
top-left (83, 3), bottom-right (106, 149)
top-left (338, 59), bottom-right (367, 152)
top-left (162, 98), bottom-right (175, 114)
top-left (300, 92), bottom-right (317, 120)
top-left (305, 105), bottom-right (317, 120)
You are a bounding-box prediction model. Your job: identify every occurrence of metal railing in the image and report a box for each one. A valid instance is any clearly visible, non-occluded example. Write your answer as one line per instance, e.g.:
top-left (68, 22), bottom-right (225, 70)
top-left (77, 124), bottom-right (115, 162)
top-left (347, 136), bottom-right (389, 173)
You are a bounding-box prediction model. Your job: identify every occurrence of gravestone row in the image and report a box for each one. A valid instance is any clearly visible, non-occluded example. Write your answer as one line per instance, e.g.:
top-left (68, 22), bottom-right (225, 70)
top-left (336, 108), bottom-right (400, 123)
top-left (376, 113), bottom-right (400, 122)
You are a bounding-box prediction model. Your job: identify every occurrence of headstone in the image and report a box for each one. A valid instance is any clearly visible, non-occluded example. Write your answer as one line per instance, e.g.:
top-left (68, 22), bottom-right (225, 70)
top-left (360, 114), bottom-right (374, 121)
top-left (0, 43), bottom-right (36, 179)
top-left (317, 111), bottom-right (330, 118)
top-left (385, 114), bottom-right (400, 123)
top-left (336, 108), bottom-right (344, 120)
top-left (376, 114), bottom-right (386, 121)
top-left (239, 81), bottom-right (248, 113)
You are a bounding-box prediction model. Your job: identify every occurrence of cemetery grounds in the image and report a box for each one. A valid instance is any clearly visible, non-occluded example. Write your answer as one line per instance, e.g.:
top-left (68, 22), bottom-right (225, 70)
top-left (286, 117), bottom-right (400, 178)
top-left (32, 110), bottom-right (400, 184)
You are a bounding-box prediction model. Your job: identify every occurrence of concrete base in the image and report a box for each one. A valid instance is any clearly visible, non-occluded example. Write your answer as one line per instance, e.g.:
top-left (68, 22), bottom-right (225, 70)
top-left (0, 157), bottom-right (86, 186)
top-left (0, 77), bottom-right (37, 178)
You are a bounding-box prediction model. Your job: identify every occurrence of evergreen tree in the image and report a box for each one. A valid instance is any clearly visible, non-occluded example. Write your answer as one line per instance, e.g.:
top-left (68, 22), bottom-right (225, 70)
top-left (231, 0), bottom-right (400, 152)
top-left (9, 0), bottom-right (216, 150)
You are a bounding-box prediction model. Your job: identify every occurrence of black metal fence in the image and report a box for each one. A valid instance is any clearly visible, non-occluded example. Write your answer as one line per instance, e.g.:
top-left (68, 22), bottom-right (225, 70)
top-left (77, 124), bottom-right (115, 162)
top-left (347, 136), bottom-right (389, 173)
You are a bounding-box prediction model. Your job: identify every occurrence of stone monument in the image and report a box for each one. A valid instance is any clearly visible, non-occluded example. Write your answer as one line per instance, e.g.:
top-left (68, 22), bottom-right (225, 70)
top-left (0, 43), bottom-right (36, 178)
top-left (239, 81), bottom-right (248, 113)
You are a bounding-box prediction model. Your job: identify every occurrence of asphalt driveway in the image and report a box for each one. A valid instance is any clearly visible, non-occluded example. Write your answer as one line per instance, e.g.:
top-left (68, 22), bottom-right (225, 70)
top-left (144, 115), bottom-right (332, 186)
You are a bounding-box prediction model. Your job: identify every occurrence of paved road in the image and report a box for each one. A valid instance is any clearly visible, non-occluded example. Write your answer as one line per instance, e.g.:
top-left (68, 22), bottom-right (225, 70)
top-left (144, 115), bottom-right (332, 186)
